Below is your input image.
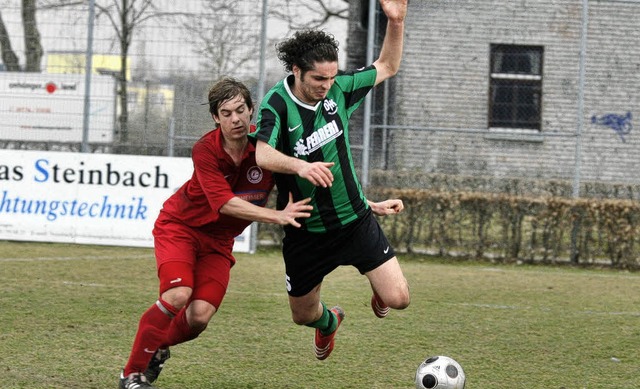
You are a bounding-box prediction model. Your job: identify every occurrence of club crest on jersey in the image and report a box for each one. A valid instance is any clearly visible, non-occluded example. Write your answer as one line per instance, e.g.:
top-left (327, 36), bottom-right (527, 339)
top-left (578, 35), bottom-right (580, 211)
top-left (293, 120), bottom-right (342, 157)
top-left (323, 98), bottom-right (338, 115)
top-left (246, 166), bottom-right (263, 184)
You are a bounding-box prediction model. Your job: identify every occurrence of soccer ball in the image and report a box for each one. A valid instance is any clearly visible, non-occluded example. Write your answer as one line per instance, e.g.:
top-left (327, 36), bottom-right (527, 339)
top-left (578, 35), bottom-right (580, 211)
top-left (415, 355), bottom-right (466, 389)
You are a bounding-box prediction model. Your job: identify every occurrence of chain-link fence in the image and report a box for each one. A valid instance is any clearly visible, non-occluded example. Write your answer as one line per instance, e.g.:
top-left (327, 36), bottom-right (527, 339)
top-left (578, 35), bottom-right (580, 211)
top-left (2, 0), bottom-right (639, 196)
top-left (0, 0), bottom-right (301, 155)
top-left (347, 0), bottom-right (639, 201)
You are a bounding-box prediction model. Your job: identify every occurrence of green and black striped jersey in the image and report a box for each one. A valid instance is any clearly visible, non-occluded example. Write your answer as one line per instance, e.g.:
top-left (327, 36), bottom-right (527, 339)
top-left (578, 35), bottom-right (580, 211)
top-left (251, 65), bottom-right (377, 233)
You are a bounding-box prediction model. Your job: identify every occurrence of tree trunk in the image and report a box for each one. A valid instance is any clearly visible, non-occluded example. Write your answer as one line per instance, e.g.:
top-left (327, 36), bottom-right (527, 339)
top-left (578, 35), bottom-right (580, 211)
top-left (119, 57), bottom-right (129, 143)
top-left (0, 11), bottom-right (20, 70)
top-left (22, 0), bottom-right (43, 72)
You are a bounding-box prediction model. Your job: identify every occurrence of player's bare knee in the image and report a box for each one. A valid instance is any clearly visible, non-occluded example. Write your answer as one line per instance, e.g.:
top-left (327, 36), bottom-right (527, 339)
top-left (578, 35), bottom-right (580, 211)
top-left (393, 296), bottom-right (411, 310)
top-left (189, 315), bottom-right (210, 331)
top-left (388, 291), bottom-right (411, 310)
top-left (187, 299), bottom-right (217, 327)
top-left (161, 287), bottom-right (191, 309)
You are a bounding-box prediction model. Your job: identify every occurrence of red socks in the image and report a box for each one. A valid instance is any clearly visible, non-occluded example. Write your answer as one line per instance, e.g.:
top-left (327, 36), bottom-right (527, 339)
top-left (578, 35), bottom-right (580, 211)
top-left (123, 299), bottom-right (178, 376)
top-left (164, 307), bottom-right (205, 347)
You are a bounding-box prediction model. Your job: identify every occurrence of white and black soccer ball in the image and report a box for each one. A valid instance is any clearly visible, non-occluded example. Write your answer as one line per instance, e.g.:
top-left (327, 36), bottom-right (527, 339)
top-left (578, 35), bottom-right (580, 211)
top-left (415, 355), bottom-right (466, 389)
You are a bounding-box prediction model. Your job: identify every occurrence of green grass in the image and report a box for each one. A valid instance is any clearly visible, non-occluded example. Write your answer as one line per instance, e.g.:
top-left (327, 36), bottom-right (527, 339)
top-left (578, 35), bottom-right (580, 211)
top-left (1, 240), bottom-right (640, 388)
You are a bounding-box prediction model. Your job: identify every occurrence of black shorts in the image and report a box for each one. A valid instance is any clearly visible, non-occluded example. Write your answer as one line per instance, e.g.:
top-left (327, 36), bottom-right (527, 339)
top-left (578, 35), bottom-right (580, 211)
top-left (282, 209), bottom-right (395, 297)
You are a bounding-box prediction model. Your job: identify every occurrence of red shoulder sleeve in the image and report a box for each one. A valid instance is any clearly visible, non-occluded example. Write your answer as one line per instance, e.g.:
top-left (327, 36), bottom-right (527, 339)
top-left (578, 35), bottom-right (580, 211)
top-left (191, 139), bottom-right (235, 222)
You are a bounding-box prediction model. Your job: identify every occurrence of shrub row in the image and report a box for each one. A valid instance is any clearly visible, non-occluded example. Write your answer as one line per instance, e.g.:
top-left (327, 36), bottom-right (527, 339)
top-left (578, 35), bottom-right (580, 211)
top-left (368, 188), bottom-right (640, 268)
top-left (257, 188), bottom-right (640, 268)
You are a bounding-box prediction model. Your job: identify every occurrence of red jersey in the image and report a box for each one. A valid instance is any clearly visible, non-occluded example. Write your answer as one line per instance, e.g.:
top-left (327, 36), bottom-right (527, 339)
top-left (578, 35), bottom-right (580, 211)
top-left (158, 125), bottom-right (274, 240)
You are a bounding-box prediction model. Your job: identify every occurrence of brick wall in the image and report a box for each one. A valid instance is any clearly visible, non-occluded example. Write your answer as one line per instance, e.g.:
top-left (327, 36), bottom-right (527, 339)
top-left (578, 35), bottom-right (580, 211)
top-left (347, 0), bottom-right (640, 190)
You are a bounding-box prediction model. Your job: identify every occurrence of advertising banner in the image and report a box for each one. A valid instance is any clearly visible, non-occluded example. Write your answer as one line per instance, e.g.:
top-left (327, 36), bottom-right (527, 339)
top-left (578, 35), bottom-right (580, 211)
top-left (0, 72), bottom-right (115, 143)
top-left (0, 149), bottom-right (253, 251)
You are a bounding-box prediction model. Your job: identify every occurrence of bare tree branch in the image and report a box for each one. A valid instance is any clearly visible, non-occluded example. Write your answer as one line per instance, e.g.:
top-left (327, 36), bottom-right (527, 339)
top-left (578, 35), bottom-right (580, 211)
top-left (270, 0), bottom-right (348, 30)
top-left (91, 0), bottom-right (158, 143)
top-left (181, 0), bottom-right (261, 80)
top-left (37, 0), bottom-right (85, 10)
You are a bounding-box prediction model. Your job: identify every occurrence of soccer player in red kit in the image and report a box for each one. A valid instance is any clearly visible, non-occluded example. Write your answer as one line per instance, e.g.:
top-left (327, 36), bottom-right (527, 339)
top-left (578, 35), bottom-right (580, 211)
top-left (119, 77), bottom-right (312, 389)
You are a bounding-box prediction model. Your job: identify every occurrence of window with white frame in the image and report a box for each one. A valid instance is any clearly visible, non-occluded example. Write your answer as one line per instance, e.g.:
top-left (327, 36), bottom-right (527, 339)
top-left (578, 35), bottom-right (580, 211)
top-left (489, 44), bottom-right (543, 130)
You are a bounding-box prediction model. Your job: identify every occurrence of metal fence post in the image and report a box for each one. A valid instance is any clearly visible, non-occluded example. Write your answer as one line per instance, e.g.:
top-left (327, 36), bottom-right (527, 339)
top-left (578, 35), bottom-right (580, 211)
top-left (362, 0), bottom-right (378, 189)
top-left (570, 0), bottom-right (589, 263)
top-left (81, 0), bottom-right (96, 153)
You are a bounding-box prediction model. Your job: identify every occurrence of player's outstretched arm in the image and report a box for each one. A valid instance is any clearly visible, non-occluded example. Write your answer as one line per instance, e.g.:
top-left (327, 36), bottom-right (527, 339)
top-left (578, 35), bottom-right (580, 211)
top-left (367, 198), bottom-right (404, 216)
top-left (255, 140), bottom-right (334, 188)
top-left (220, 193), bottom-right (312, 227)
top-left (373, 0), bottom-right (408, 86)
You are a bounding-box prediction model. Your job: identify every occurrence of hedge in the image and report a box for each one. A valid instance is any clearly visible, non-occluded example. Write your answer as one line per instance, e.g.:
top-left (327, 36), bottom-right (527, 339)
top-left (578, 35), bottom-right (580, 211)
top-left (369, 188), bottom-right (640, 268)
top-left (257, 188), bottom-right (640, 269)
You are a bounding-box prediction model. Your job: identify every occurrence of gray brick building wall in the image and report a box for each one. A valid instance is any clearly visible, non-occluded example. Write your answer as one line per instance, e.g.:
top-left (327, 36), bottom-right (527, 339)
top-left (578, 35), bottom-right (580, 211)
top-left (347, 0), bottom-right (640, 191)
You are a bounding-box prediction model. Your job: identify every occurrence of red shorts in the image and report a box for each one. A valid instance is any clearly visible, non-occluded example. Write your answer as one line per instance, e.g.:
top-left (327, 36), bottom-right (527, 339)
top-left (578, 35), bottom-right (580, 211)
top-left (153, 214), bottom-right (235, 309)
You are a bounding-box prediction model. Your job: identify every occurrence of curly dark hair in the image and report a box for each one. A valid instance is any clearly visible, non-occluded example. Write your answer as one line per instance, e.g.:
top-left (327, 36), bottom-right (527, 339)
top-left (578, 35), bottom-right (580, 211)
top-left (276, 29), bottom-right (339, 73)
top-left (207, 77), bottom-right (253, 117)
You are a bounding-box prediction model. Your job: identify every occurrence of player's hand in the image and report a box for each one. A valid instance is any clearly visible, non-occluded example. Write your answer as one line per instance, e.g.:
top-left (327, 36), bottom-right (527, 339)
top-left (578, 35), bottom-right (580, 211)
top-left (298, 161), bottom-right (334, 188)
top-left (280, 192), bottom-right (313, 227)
top-left (379, 0), bottom-right (408, 22)
top-left (369, 198), bottom-right (404, 216)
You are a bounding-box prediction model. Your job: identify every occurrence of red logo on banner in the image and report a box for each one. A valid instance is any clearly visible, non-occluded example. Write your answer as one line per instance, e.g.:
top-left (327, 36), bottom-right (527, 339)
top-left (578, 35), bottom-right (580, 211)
top-left (45, 82), bottom-right (57, 94)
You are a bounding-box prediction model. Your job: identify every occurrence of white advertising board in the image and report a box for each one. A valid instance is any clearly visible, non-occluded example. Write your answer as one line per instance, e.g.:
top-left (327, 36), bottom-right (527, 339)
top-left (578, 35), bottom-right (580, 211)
top-left (0, 149), bottom-right (253, 252)
top-left (0, 72), bottom-right (115, 143)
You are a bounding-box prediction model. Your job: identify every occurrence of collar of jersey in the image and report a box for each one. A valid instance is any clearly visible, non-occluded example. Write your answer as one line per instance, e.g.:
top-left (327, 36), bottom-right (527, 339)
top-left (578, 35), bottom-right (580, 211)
top-left (284, 75), bottom-right (321, 112)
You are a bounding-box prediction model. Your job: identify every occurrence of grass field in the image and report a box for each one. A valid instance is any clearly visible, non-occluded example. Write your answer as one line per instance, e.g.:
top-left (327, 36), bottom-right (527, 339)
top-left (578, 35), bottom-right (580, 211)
top-left (1, 240), bottom-right (640, 388)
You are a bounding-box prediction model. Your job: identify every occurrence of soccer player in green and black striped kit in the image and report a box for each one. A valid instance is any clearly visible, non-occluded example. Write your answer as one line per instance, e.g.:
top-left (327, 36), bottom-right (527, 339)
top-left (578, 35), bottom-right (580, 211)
top-left (250, 0), bottom-right (410, 361)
